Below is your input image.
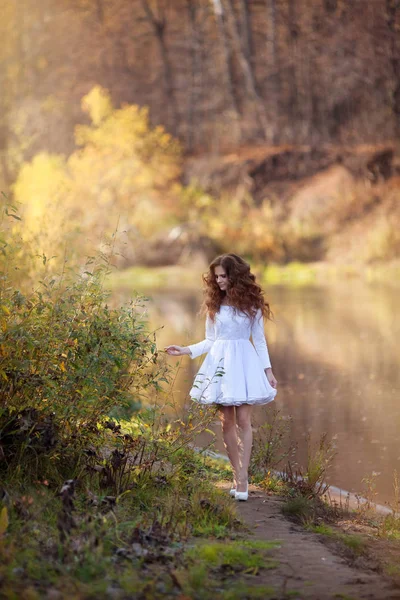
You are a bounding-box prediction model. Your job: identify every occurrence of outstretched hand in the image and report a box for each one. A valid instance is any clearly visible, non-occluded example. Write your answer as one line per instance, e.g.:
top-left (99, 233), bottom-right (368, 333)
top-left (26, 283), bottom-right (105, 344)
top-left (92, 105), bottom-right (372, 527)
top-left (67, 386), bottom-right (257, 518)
top-left (164, 345), bottom-right (188, 357)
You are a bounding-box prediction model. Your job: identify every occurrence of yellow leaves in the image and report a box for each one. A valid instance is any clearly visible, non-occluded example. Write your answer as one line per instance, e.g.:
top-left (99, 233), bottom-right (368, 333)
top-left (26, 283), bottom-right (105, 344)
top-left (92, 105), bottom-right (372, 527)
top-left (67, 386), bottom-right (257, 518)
top-left (81, 85), bottom-right (113, 127)
top-left (13, 153), bottom-right (70, 226)
top-left (73, 124), bottom-right (95, 148)
top-left (1, 305), bottom-right (10, 315)
top-left (12, 85), bottom-right (184, 264)
top-left (60, 361), bottom-right (66, 373)
top-left (0, 507), bottom-right (8, 537)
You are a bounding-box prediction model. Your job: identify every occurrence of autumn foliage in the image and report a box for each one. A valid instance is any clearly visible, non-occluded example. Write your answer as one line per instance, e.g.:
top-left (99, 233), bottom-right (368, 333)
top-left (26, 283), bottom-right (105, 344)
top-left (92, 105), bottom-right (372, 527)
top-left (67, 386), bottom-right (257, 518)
top-left (12, 86), bottom-right (182, 269)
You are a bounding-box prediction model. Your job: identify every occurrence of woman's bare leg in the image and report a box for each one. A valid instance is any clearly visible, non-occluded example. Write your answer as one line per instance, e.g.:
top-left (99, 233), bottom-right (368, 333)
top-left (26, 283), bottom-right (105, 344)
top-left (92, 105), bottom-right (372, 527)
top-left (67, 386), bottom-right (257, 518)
top-left (218, 406), bottom-right (241, 487)
top-left (235, 404), bottom-right (253, 492)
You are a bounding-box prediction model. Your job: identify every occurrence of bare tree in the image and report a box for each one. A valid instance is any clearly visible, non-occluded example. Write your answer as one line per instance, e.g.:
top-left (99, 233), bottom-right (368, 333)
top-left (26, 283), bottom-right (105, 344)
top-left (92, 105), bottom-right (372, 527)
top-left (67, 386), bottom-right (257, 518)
top-left (185, 0), bottom-right (203, 151)
top-left (223, 0), bottom-right (269, 139)
top-left (210, 0), bottom-right (242, 127)
top-left (141, 0), bottom-right (179, 132)
top-left (386, 0), bottom-right (400, 135)
top-left (287, 0), bottom-right (299, 136)
top-left (265, 0), bottom-right (280, 142)
top-left (95, 0), bottom-right (104, 24)
top-left (1, 0), bottom-right (398, 156)
top-left (237, 0), bottom-right (253, 64)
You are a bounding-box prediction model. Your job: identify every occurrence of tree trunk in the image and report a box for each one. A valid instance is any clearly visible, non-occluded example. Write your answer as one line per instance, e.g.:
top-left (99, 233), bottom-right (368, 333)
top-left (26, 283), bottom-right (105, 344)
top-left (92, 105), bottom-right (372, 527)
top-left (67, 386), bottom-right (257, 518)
top-left (265, 0), bottom-right (280, 142)
top-left (95, 0), bottom-right (104, 24)
top-left (185, 1), bottom-right (202, 152)
top-left (237, 0), bottom-right (253, 64)
top-left (211, 0), bottom-right (242, 124)
top-left (141, 0), bottom-right (179, 133)
top-left (224, 0), bottom-right (268, 139)
top-left (386, 0), bottom-right (400, 135)
top-left (287, 0), bottom-right (299, 141)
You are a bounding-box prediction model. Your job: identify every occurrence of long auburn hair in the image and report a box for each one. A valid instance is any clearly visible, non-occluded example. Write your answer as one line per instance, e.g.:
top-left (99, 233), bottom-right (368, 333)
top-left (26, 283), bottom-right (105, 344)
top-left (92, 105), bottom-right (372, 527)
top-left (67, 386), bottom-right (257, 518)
top-left (198, 253), bottom-right (273, 325)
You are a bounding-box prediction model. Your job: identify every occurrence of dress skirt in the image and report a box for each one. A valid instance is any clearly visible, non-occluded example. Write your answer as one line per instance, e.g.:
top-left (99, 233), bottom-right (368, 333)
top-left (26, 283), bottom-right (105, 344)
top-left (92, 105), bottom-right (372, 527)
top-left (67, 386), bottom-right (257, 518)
top-left (189, 338), bottom-right (277, 407)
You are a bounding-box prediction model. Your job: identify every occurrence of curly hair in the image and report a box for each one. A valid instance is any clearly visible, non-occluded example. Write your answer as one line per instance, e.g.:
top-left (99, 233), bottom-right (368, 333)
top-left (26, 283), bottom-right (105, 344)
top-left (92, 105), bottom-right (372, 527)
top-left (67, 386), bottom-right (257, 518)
top-left (198, 253), bottom-right (273, 325)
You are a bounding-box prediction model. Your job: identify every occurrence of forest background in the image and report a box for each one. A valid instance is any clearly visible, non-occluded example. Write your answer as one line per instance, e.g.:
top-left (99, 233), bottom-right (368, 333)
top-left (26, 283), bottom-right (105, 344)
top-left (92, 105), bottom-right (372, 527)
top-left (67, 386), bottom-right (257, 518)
top-left (2, 0), bottom-right (400, 272)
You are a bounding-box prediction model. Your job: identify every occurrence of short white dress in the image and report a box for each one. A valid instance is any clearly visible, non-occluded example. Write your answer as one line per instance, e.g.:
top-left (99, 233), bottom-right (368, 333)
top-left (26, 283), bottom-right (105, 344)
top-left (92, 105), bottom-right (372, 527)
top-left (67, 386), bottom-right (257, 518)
top-left (187, 305), bottom-right (277, 406)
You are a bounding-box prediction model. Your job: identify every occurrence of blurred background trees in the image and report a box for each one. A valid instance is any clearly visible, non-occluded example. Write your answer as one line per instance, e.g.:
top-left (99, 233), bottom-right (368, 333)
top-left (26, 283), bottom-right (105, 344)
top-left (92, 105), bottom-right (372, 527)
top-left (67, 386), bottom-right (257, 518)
top-left (10, 85), bottom-right (182, 268)
top-left (1, 0), bottom-right (398, 169)
top-left (1, 0), bottom-right (400, 268)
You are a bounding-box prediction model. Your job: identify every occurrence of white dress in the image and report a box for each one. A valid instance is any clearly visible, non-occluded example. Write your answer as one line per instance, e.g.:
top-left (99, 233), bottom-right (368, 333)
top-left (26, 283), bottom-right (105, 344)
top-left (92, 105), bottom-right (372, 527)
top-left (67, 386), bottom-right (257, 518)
top-left (187, 305), bottom-right (277, 406)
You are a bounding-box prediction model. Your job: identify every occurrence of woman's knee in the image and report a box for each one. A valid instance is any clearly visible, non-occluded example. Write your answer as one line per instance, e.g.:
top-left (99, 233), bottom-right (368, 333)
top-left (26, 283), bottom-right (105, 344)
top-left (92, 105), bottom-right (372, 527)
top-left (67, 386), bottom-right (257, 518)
top-left (236, 408), bottom-right (252, 431)
top-left (221, 416), bottom-right (236, 433)
top-left (218, 407), bottom-right (236, 432)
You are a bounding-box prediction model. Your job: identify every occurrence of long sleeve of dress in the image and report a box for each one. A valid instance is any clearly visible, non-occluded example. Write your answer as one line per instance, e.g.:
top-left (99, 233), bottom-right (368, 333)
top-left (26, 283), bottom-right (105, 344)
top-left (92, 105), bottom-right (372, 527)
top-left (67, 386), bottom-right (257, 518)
top-left (187, 314), bottom-right (215, 359)
top-left (251, 308), bottom-right (272, 369)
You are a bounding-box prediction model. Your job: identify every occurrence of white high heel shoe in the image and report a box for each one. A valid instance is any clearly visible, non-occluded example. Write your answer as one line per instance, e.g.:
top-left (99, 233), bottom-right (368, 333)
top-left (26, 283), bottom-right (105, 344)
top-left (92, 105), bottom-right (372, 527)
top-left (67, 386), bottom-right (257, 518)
top-left (234, 482), bottom-right (249, 501)
top-left (229, 479), bottom-right (237, 497)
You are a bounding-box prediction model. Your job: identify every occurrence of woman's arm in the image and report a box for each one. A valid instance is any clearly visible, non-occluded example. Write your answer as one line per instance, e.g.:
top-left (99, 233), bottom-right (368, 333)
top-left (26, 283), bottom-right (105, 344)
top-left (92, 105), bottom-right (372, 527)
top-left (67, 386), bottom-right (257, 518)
top-left (250, 308), bottom-right (272, 369)
top-left (186, 314), bottom-right (215, 359)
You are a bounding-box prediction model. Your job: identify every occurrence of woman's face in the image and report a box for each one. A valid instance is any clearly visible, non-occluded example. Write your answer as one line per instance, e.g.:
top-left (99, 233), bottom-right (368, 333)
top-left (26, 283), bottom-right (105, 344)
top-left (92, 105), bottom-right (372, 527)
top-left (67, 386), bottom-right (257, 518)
top-left (214, 265), bottom-right (229, 291)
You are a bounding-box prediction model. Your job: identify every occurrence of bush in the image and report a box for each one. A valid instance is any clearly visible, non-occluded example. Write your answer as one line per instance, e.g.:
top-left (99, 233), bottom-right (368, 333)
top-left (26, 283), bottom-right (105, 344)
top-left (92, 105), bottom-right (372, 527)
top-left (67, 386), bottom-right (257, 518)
top-left (0, 207), bottom-right (171, 481)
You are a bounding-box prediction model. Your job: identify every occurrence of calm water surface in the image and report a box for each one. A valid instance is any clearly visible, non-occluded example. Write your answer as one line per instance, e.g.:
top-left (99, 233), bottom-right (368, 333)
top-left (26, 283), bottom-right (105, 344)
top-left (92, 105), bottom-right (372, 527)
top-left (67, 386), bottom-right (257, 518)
top-left (113, 279), bottom-right (400, 507)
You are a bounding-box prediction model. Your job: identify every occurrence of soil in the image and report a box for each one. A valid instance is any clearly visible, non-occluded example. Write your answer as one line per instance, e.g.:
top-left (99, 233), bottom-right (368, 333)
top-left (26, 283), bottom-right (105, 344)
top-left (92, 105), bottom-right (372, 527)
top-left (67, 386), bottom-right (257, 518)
top-left (217, 481), bottom-right (400, 600)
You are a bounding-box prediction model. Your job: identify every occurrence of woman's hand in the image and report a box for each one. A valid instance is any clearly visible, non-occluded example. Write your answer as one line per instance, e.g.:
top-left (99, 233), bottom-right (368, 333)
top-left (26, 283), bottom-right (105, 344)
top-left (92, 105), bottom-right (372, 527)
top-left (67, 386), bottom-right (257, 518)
top-left (164, 345), bottom-right (190, 357)
top-left (265, 367), bottom-right (278, 388)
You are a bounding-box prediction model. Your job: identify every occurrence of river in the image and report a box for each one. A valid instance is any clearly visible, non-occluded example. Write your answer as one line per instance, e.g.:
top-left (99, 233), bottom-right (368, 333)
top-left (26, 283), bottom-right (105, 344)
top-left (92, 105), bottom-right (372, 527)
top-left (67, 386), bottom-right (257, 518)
top-left (111, 276), bottom-right (400, 508)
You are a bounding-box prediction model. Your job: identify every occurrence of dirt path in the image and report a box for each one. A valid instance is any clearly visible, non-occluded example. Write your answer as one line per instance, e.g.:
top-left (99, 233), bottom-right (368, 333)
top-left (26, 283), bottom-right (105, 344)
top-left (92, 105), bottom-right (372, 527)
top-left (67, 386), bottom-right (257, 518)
top-left (218, 482), bottom-right (400, 600)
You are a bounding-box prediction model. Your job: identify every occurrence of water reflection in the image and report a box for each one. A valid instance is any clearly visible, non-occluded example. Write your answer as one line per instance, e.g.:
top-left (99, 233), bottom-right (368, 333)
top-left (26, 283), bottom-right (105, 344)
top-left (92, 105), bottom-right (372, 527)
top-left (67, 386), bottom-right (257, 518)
top-left (112, 280), bottom-right (400, 507)
top-left (268, 282), bottom-right (400, 507)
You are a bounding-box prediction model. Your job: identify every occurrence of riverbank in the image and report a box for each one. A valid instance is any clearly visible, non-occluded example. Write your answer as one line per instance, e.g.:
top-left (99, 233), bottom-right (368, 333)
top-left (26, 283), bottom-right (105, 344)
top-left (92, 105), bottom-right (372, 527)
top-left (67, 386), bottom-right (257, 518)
top-left (2, 457), bottom-right (400, 599)
top-left (229, 481), bottom-right (400, 599)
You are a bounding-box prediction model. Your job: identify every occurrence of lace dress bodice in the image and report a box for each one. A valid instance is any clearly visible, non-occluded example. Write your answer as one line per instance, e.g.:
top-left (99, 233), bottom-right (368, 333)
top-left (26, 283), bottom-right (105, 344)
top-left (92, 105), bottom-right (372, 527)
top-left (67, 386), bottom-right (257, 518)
top-left (187, 306), bottom-right (272, 370)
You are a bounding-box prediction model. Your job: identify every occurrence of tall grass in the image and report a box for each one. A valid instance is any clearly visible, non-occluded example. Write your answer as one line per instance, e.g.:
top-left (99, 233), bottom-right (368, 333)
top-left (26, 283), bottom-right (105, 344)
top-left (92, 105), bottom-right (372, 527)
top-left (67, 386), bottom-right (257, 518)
top-left (250, 408), bottom-right (296, 483)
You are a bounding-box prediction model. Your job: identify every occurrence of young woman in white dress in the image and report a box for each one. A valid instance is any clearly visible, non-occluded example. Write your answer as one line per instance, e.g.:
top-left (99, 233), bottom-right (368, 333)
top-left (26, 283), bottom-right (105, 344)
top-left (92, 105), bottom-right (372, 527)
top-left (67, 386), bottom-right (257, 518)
top-left (165, 253), bottom-right (278, 501)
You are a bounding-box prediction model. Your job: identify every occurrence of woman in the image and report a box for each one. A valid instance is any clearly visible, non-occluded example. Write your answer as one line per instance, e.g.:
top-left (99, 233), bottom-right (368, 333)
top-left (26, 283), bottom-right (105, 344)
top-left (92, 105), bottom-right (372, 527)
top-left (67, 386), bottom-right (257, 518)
top-left (164, 253), bottom-right (278, 501)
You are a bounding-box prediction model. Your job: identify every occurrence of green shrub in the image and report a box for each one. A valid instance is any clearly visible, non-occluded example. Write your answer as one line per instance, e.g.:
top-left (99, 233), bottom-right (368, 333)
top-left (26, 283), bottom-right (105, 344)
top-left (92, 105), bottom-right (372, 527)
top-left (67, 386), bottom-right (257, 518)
top-left (0, 207), bottom-right (171, 482)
